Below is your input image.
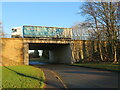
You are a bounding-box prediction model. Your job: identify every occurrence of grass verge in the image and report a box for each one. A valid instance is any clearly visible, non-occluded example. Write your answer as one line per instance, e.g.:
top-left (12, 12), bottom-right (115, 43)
top-left (2, 65), bottom-right (45, 88)
top-left (30, 57), bottom-right (49, 63)
top-left (0, 66), bottom-right (2, 89)
top-left (73, 63), bottom-right (120, 72)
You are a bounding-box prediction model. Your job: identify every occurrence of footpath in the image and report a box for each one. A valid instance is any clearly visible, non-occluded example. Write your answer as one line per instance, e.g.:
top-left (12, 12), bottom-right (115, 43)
top-left (32, 65), bottom-right (65, 89)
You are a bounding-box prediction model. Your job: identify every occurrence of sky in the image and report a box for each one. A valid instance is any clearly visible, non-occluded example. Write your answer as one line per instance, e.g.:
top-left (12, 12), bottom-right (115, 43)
top-left (2, 2), bottom-right (86, 37)
top-left (29, 50), bottom-right (42, 56)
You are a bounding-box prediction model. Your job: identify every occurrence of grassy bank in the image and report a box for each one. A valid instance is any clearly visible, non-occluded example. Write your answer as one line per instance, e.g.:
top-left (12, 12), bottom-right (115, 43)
top-left (73, 63), bottom-right (120, 72)
top-left (2, 65), bottom-right (45, 88)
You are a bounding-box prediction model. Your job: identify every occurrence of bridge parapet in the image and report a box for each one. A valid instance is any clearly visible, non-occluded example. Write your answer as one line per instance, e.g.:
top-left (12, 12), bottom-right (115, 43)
top-left (23, 38), bottom-right (73, 44)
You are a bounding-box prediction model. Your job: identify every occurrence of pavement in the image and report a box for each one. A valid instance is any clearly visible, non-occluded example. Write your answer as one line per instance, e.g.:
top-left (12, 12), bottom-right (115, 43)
top-left (40, 67), bottom-right (65, 88)
top-left (31, 63), bottom-right (119, 89)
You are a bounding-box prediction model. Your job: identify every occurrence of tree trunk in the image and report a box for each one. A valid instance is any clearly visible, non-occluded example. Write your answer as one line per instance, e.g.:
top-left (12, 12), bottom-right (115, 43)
top-left (99, 41), bottom-right (104, 61)
top-left (113, 45), bottom-right (117, 64)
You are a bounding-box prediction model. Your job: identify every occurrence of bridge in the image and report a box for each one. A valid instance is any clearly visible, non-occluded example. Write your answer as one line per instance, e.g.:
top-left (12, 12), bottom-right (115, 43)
top-left (1, 38), bottom-right (101, 66)
top-left (1, 38), bottom-right (75, 66)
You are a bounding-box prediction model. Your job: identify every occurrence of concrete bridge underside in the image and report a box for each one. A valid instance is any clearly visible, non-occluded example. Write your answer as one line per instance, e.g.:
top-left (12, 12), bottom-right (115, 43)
top-left (29, 43), bottom-right (73, 64)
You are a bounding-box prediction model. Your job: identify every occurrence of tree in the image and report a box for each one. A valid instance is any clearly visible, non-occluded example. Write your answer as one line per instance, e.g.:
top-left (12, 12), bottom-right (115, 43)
top-left (71, 22), bottom-right (92, 40)
top-left (0, 22), bottom-right (5, 38)
top-left (80, 2), bottom-right (119, 63)
top-left (42, 50), bottom-right (49, 59)
top-left (33, 50), bottom-right (40, 58)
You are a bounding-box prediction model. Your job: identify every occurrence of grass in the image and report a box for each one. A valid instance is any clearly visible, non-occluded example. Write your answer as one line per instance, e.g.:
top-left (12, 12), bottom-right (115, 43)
top-left (30, 57), bottom-right (49, 63)
top-left (73, 63), bottom-right (120, 72)
top-left (1, 65), bottom-right (45, 88)
top-left (0, 67), bottom-right (2, 89)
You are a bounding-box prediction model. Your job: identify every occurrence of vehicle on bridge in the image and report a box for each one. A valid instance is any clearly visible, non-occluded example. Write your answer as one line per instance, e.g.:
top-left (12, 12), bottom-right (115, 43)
top-left (11, 25), bottom-right (72, 39)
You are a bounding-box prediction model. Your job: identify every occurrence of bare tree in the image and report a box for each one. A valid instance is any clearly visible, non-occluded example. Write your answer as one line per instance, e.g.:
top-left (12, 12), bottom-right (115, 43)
top-left (71, 22), bottom-right (92, 40)
top-left (0, 22), bottom-right (5, 38)
top-left (80, 2), bottom-right (119, 63)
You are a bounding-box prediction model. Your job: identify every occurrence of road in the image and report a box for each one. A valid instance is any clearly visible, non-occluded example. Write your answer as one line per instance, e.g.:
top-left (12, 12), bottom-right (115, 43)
top-left (32, 64), bottom-right (119, 88)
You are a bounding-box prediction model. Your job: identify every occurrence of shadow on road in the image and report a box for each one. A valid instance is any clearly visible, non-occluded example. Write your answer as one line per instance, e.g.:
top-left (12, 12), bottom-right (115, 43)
top-left (63, 71), bottom-right (118, 76)
top-left (44, 79), bottom-right (63, 88)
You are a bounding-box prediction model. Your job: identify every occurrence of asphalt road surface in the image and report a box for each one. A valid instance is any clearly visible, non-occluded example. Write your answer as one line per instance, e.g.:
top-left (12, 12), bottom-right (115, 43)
top-left (33, 64), bottom-right (119, 88)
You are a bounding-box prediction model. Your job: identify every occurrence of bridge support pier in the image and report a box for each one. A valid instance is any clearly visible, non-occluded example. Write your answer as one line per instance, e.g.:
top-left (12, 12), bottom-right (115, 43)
top-left (49, 45), bottom-right (73, 64)
top-left (23, 43), bottom-right (29, 65)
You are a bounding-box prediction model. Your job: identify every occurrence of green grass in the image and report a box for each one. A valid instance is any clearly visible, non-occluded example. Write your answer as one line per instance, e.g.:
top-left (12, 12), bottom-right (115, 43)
top-left (0, 67), bottom-right (2, 89)
top-left (2, 65), bottom-right (45, 88)
top-left (30, 57), bottom-right (49, 63)
top-left (73, 63), bottom-right (120, 72)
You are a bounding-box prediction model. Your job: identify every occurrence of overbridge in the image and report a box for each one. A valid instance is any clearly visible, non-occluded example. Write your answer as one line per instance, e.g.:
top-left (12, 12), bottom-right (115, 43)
top-left (1, 38), bottom-right (75, 66)
top-left (1, 38), bottom-right (101, 66)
